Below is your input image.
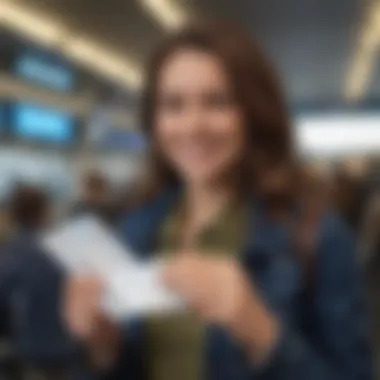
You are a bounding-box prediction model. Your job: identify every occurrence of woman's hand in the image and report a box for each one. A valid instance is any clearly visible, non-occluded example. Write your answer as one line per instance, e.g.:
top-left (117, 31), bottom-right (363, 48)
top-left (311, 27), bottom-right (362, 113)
top-left (163, 254), bottom-right (280, 362)
top-left (63, 275), bottom-right (121, 369)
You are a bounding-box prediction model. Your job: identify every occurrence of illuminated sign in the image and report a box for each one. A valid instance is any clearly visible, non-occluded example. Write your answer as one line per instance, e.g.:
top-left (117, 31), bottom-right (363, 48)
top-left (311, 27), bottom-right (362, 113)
top-left (15, 53), bottom-right (74, 92)
top-left (11, 102), bottom-right (75, 144)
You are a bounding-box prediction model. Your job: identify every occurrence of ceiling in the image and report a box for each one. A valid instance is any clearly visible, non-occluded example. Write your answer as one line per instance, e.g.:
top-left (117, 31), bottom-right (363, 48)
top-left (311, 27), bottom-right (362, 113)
top-left (9, 0), bottom-right (377, 108)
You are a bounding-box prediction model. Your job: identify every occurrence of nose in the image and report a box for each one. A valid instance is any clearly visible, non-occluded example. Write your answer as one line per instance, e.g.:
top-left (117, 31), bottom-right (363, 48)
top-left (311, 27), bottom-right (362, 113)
top-left (180, 103), bottom-right (207, 136)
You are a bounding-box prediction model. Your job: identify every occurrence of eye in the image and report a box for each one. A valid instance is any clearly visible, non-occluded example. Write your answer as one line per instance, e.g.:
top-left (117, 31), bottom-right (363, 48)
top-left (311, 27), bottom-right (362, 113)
top-left (157, 94), bottom-right (185, 113)
top-left (203, 91), bottom-right (234, 110)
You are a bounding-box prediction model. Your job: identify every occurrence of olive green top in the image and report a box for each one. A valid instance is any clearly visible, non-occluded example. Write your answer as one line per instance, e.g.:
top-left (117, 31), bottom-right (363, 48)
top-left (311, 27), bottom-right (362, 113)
top-left (146, 200), bottom-right (247, 380)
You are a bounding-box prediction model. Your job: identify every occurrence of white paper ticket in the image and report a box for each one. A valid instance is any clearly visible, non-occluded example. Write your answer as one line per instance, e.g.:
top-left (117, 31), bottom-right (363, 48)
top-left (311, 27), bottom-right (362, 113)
top-left (41, 216), bottom-right (185, 320)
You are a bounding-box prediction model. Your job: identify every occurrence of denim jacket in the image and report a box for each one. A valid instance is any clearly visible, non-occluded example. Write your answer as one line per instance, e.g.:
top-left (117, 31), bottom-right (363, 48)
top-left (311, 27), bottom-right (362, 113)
top-left (113, 189), bottom-right (371, 380)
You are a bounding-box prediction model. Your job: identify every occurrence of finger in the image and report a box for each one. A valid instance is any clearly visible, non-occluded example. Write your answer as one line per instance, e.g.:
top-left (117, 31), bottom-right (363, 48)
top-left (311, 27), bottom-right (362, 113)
top-left (62, 275), bottom-right (101, 330)
top-left (63, 277), bottom-right (79, 322)
top-left (162, 258), bottom-right (194, 289)
top-left (161, 257), bottom-right (187, 286)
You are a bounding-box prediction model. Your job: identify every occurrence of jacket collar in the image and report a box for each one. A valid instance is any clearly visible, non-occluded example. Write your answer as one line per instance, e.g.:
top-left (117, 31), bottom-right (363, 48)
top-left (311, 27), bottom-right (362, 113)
top-left (123, 187), bottom-right (180, 257)
top-left (124, 187), bottom-right (279, 260)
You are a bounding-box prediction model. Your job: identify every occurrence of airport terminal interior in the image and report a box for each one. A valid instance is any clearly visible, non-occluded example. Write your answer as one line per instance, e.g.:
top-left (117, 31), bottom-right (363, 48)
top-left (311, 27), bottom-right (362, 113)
top-left (0, 0), bottom-right (380, 379)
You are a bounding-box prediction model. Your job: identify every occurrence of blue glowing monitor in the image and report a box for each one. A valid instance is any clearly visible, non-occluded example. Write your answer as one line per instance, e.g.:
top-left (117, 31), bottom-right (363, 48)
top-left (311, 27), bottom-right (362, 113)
top-left (11, 102), bottom-right (75, 144)
top-left (15, 52), bottom-right (74, 92)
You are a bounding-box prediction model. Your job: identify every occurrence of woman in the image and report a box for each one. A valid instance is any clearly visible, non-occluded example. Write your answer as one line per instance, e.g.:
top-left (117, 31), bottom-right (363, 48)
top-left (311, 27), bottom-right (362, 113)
top-left (65, 23), bottom-right (371, 380)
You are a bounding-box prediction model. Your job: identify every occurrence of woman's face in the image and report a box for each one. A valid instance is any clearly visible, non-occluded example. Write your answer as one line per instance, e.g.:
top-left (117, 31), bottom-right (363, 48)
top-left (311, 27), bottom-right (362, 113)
top-left (154, 48), bottom-right (245, 187)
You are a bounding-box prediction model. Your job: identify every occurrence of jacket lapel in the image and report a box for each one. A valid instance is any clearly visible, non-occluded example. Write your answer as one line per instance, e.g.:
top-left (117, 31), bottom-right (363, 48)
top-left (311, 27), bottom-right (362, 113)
top-left (121, 188), bottom-right (179, 259)
top-left (240, 200), bottom-right (301, 316)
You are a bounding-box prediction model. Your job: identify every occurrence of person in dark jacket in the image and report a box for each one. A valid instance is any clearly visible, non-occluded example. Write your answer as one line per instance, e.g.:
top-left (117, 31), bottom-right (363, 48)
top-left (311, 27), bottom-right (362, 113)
top-left (332, 167), bottom-right (367, 233)
top-left (0, 185), bottom-right (83, 379)
top-left (63, 23), bottom-right (371, 380)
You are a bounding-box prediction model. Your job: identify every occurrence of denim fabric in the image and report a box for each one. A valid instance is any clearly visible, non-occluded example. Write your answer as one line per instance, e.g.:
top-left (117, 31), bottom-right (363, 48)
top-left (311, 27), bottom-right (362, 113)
top-left (112, 189), bottom-right (371, 380)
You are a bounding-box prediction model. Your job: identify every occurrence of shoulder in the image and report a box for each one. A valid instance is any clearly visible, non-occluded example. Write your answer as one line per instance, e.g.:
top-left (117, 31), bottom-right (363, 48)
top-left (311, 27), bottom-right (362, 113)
top-left (318, 210), bottom-right (354, 245)
top-left (0, 236), bottom-right (42, 278)
top-left (121, 192), bottom-right (167, 232)
top-left (119, 188), bottom-right (179, 255)
top-left (122, 188), bottom-right (179, 227)
top-left (8, 234), bottom-right (62, 271)
top-left (4, 235), bottom-right (34, 260)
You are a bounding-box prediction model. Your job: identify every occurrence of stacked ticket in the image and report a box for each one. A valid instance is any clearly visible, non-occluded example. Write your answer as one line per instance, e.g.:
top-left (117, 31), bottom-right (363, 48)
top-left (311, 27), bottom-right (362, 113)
top-left (41, 216), bottom-right (184, 320)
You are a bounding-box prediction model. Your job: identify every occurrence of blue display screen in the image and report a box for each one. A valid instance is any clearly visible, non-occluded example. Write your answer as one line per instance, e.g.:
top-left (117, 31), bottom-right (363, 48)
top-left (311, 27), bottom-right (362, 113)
top-left (15, 53), bottom-right (74, 92)
top-left (11, 103), bottom-right (75, 144)
top-left (101, 130), bottom-right (146, 151)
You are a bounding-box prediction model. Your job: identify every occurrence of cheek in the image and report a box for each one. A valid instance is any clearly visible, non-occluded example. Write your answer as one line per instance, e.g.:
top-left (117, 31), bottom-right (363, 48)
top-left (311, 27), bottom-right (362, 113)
top-left (212, 111), bottom-right (244, 154)
top-left (153, 106), bottom-right (187, 160)
top-left (154, 108), bottom-right (246, 179)
top-left (204, 110), bottom-right (245, 171)
top-left (154, 112), bottom-right (179, 146)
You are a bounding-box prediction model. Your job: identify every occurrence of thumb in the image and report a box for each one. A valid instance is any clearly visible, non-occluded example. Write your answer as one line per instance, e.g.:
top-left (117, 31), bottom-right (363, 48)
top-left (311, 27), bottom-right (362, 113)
top-left (161, 251), bottom-right (198, 287)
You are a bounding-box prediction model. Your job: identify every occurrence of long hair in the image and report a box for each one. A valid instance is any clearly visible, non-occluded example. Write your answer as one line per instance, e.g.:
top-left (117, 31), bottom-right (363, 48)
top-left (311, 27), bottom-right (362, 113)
top-left (138, 21), bottom-right (299, 210)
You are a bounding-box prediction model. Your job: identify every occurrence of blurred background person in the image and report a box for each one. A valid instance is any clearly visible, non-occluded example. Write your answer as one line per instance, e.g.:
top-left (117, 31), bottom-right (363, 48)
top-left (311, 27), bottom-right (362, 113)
top-left (0, 204), bottom-right (16, 380)
top-left (0, 203), bottom-right (14, 248)
top-left (360, 160), bottom-right (380, 378)
top-left (359, 160), bottom-right (380, 267)
top-left (331, 166), bottom-right (367, 233)
top-left (0, 185), bottom-right (82, 380)
top-left (9, 185), bottom-right (52, 233)
top-left (71, 170), bottom-right (110, 216)
top-left (71, 170), bottom-right (121, 227)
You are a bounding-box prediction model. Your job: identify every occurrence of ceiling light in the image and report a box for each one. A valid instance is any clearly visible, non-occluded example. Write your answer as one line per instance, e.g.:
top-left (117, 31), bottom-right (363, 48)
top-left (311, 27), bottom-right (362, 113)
top-left (64, 38), bottom-right (141, 89)
top-left (139, 0), bottom-right (187, 30)
top-left (345, 0), bottom-right (380, 101)
top-left (297, 113), bottom-right (380, 156)
top-left (0, 1), bottom-right (142, 89)
top-left (0, 1), bottom-right (66, 47)
top-left (345, 49), bottom-right (375, 101)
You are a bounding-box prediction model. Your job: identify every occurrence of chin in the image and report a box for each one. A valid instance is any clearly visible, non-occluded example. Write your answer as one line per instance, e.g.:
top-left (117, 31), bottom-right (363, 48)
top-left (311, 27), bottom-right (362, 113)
top-left (183, 169), bottom-right (223, 186)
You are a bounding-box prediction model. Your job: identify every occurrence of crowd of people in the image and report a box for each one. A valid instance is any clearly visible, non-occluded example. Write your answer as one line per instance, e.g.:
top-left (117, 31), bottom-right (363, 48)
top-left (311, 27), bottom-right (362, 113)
top-left (0, 22), bottom-right (378, 380)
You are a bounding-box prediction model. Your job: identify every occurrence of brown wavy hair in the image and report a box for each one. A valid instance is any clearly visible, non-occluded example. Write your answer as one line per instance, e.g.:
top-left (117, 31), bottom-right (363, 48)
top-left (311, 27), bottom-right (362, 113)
top-left (139, 22), bottom-right (299, 209)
